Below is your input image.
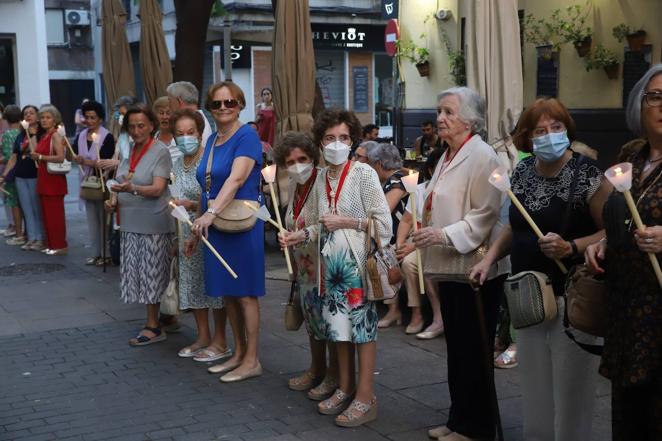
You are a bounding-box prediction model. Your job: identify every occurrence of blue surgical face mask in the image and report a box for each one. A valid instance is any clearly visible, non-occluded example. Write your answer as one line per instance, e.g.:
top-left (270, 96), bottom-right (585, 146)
top-left (175, 136), bottom-right (200, 155)
top-left (532, 130), bottom-right (570, 162)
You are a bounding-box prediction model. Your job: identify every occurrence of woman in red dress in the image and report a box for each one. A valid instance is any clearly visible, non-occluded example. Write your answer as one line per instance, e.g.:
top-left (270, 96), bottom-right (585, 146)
top-left (30, 105), bottom-right (68, 255)
top-left (255, 87), bottom-right (275, 147)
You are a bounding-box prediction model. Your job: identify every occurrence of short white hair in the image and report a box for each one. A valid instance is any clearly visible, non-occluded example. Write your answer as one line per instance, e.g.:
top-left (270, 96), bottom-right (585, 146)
top-left (438, 87), bottom-right (486, 138)
top-left (626, 63), bottom-right (662, 138)
top-left (166, 81), bottom-right (199, 105)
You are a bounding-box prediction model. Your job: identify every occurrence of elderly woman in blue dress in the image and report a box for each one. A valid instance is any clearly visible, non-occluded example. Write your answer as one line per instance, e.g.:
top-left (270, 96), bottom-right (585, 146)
top-left (190, 81), bottom-right (265, 383)
top-left (171, 108), bottom-right (227, 361)
top-left (280, 109), bottom-right (391, 427)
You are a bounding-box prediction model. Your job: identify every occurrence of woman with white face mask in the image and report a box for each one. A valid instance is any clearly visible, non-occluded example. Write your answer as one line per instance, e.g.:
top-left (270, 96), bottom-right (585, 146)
top-left (470, 97), bottom-right (612, 441)
top-left (272, 132), bottom-right (339, 398)
top-left (279, 110), bottom-right (391, 427)
top-left (171, 109), bottom-right (227, 361)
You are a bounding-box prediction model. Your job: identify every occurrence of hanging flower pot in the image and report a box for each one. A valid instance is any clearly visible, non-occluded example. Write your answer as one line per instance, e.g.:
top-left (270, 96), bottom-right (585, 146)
top-left (573, 36), bottom-right (592, 58)
top-left (626, 30), bottom-right (646, 52)
top-left (416, 61), bottom-right (430, 77)
top-left (603, 63), bottom-right (619, 80)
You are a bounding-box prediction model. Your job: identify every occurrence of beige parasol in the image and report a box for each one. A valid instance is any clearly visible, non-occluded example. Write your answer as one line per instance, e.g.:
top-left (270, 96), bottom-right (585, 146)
top-left (139, 0), bottom-right (173, 105)
top-left (102, 0), bottom-right (136, 112)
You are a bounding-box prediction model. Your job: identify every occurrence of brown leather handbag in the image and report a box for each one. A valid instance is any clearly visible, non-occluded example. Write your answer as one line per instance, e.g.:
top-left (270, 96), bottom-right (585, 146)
top-left (564, 264), bottom-right (607, 337)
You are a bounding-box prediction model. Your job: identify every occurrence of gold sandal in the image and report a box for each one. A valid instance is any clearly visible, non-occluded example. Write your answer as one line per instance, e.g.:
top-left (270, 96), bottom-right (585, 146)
top-left (307, 376), bottom-right (338, 401)
top-left (318, 388), bottom-right (354, 415)
top-left (335, 397), bottom-right (377, 427)
top-left (288, 371), bottom-right (322, 391)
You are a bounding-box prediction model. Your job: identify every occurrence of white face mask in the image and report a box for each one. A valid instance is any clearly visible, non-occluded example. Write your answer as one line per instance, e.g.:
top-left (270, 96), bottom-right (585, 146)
top-left (287, 162), bottom-right (314, 185)
top-left (323, 141), bottom-right (351, 165)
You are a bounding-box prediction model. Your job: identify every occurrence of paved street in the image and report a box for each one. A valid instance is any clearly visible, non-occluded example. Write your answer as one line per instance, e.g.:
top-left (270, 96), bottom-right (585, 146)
top-left (0, 200), bottom-right (611, 441)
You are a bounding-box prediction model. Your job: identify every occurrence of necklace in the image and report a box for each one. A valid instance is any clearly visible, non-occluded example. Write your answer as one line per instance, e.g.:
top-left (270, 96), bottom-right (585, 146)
top-left (183, 148), bottom-right (202, 171)
top-left (643, 155), bottom-right (662, 172)
top-left (216, 122), bottom-right (239, 144)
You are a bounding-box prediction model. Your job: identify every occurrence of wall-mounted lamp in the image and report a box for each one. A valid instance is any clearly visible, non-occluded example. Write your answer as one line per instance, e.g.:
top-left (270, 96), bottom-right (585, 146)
top-left (435, 9), bottom-right (452, 21)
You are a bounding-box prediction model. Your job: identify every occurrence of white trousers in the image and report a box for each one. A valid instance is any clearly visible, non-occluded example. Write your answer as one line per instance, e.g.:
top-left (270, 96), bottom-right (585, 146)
top-left (518, 297), bottom-right (600, 441)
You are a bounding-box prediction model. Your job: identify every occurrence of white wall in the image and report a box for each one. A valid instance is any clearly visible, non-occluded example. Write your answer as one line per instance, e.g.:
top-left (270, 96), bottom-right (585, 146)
top-left (0, 0), bottom-right (50, 106)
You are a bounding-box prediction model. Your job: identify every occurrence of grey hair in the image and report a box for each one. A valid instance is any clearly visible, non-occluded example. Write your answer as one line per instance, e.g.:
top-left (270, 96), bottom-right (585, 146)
top-left (167, 81), bottom-right (200, 105)
top-left (438, 87), bottom-right (486, 138)
top-left (113, 95), bottom-right (137, 110)
top-left (365, 142), bottom-right (402, 170)
top-left (38, 104), bottom-right (62, 126)
top-left (626, 63), bottom-right (662, 137)
top-left (358, 140), bottom-right (378, 149)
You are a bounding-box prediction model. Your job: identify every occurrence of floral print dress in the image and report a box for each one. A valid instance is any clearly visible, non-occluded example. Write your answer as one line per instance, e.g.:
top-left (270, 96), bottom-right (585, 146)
top-left (285, 171), bottom-right (325, 340)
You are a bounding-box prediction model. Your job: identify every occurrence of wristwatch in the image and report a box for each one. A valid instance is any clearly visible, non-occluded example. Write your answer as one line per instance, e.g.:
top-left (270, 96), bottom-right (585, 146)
top-left (206, 207), bottom-right (217, 216)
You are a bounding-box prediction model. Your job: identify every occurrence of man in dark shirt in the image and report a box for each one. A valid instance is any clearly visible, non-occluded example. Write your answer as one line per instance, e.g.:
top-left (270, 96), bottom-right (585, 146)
top-left (414, 120), bottom-right (442, 157)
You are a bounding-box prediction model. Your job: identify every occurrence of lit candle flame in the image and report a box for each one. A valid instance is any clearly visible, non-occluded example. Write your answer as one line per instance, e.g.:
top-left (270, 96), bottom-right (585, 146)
top-left (614, 167), bottom-right (622, 176)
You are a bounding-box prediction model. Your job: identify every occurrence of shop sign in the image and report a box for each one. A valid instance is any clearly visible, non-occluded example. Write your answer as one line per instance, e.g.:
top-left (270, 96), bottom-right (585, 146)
top-left (220, 41), bottom-right (252, 69)
top-left (312, 24), bottom-right (386, 52)
top-left (381, 0), bottom-right (398, 20)
top-left (352, 66), bottom-right (369, 113)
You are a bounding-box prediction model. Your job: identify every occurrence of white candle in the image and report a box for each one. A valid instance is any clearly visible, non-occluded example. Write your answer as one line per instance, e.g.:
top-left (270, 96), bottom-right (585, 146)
top-left (20, 120), bottom-right (29, 131)
top-left (402, 170), bottom-right (419, 193)
top-left (488, 166), bottom-right (511, 192)
top-left (91, 132), bottom-right (98, 143)
top-left (261, 164), bottom-right (277, 183)
top-left (605, 162), bottom-right (632, 192)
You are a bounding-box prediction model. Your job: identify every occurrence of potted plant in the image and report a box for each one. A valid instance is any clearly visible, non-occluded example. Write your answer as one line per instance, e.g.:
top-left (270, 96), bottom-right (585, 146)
top-left (556, 3), bottom-right (593, 57)
top-left (522, 13), bottom-right (562, 60)
top-left (612, 23), bottom-right (647, 51)
top-left (584, 45), bottom-right (620, 79)
top-left (440, 29), bottom-right (466, 85)
top-left (396, 38), bottom-right (431, 77)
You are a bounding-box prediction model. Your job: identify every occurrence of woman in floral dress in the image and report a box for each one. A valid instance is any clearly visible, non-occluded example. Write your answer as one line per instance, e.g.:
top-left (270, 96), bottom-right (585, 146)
top-left (280, 109), bottom-right (391, 427)
top-left (171, 109), bottom-right (227, 361)
top-left (273, 132), bottom-right (338, 398)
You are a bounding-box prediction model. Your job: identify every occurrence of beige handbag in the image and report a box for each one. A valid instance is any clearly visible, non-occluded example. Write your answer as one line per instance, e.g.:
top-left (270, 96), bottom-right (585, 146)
top-left (204, 141), bottom-right (259, 233)
top-left (160, 255), bottom-right (180, 316)
top-left (564, 264), bottom-right (607, 337)
top-left (80, 174), bottom-right (107, 201)
top-left (423, 243), bottom-right (488, 283)
top-left (46, 136), bottom-right (72, 175)
top-left (504, 271), bottom-right (557, 329)
top-left (284, 280), bottom-right (303, 331)
top-left (365, 217), bottom-right (402, 301)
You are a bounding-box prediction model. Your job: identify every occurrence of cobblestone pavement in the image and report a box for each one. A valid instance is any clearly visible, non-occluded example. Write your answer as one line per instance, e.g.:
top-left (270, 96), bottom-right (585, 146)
top-left (0, 203), bottom-right (612, 441)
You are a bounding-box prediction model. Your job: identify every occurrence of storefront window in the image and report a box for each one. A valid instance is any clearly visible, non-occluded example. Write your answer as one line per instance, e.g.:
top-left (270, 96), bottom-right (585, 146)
top-left (315, 51), bottom-right (346, 109)
top-left (374, 53), bottom-right (394, 134)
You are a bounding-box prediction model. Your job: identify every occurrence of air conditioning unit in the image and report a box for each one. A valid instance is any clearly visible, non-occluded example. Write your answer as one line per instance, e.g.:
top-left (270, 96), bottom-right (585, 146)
top-left (65, 10), bottom-right (90, 26)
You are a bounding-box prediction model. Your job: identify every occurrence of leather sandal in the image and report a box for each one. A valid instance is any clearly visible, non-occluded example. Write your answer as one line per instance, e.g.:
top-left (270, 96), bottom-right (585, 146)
top-left (288, 371), bottom-right (322, 391)
top-left (334, 397), bottom-right (377, 427)
top-left (318, 389), bottom-right (354, 415)
top-left (307, 376), bottom-right (338, 401)
top-left (494, 344), bottom-right (518, 369)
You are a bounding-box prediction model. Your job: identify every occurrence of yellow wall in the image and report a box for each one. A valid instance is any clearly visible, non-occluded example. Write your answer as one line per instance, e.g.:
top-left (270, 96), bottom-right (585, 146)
top-left (397, 0), bottom-right (458, 109)
top-left (399, 0), bottom-right (661, 110)
top-left (520, 0), bottom-right (662, 108)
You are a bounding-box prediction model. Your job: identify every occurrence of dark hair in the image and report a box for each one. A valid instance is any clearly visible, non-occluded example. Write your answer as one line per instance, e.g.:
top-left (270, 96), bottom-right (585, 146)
top-left (423, 148), bottom-right (444, 181)
top-left (22, 104), bottom-right (39, 117)
top-left (312, 108), bottom-right (362, 147)
top-left (363, 123), bottom-right (378, 136)
top-left (205, 81), bottom-right (246, 111)
top-left (272, 131), bottom-right (320, 168)
top-left (421, 120), bottom-right (435, 127)
top-left (169, 108), bottom-right (205, 136)
top-left (122, 104), bottom-right (159, 136)
top-left (261, 87), bottom-right (272, 95)
top-left (81, 100), bottom-right (106, 120)
top-left (512, 97), bottom-right (576, 153)
top-left (247, 121), bottom-right (258, 128)
top-left (3, 105), bottom-right (22, 124)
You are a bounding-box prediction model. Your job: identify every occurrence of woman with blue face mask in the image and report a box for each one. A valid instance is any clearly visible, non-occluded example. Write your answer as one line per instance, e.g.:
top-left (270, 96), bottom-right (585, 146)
top-left (170, 109), bottom-right (227, 361)
top-left (470, 97), bottom-right (612, 441)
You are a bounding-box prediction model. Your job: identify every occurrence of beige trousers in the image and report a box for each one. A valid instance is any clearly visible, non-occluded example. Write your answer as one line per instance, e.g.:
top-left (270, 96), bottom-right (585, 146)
top-left (385, 251), bottom-right (437, 306)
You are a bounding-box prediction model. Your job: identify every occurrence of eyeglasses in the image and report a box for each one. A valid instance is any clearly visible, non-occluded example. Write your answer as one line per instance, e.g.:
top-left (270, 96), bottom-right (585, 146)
top-left (322, 134), bottom-right (352, 145)
top-left (209, 99), bottom-right (239, 110)
top-left (643, 91), bottom-right (662, 108)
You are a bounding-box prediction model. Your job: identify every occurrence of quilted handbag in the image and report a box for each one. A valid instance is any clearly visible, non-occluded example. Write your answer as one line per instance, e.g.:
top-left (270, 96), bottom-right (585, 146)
top-left (423, 243), bottom-right (488, 283)
top-left (365, 217), bottom-right (403, 301)
top-left (504, 271), bottom-right (557, 329)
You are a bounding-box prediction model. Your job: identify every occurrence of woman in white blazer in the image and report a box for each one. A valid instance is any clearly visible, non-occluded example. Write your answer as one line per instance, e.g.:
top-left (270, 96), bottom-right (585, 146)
top-left (413, 87), bottom-right (507, 441)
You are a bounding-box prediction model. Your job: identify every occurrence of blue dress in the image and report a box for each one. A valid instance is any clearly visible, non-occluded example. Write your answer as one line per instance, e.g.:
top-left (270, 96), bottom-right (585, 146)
top-left (196, 125), bottom-right (265, 297)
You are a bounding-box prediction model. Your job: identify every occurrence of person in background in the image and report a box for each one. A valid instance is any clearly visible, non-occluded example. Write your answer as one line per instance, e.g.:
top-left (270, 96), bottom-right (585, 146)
top-left (472, 97), bottom-right (610, 441)
top-left (0, 105), bottom-right (24, 245)
top-left (362, 124), bottom-right (379, 142)
top-left (272, 132), bottom-right (339, 397)
top-left (167, 81), bottom-right (213, 148)
top-left (153, 97), bottom-right (177, 164)
top-left (414, 120), bottom-right (443, 157)
top-left (190, 81), bottom-right (265, 383)
top-left (73, 100), bottom-right (115, 266)
top-left (585, 63), bottom-right (662, 441)
top-left (74, 98), bottom-right (89, 137)
top-left (352, 140), bottom-right (375, 164)
top-left (246, 121), bottom-right (272, 164)
top-left (0, 105), bottom-right (45, 250)
top-left (170, 108), bottom-right (227, 360)
top-left (97, 95), bottom-right (138, 174)
top-left (394, 149), bottom-right (445, 339)
top-left (30, 104), bottom-right (68, 256)
top-left (280, 108), bottom-right (391, 427)
top-left (255, 87), bottom-right (275, 147)
top-left (108, 104), bottom-right (174, 346)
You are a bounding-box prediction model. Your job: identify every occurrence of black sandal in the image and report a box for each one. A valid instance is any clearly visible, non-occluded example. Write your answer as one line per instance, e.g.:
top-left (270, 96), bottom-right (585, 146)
top-left (129, 327), bottom-right (166, 346)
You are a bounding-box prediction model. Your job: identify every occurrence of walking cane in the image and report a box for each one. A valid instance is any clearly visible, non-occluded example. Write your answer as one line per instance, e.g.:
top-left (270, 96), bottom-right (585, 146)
top-left (472, 283), bottom-right (504, 441)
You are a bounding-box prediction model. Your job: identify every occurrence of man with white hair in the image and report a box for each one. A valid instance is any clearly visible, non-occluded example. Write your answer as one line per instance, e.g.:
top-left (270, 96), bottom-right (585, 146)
top-left (166, 81), bottom-right (213, 148)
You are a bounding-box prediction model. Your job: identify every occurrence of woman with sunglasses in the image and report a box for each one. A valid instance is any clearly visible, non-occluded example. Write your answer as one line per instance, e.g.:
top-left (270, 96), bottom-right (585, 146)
top-left (190, 81), bottom-right (265, 383)
top-left (586, 64), bottom-right (662, 441)
top-left (280, 109), bottom-right (391, 427)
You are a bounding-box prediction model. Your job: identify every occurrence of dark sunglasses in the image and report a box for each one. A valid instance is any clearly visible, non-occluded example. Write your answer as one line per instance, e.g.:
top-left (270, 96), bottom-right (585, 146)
top-left (209, 99), bottom-right (239, 110)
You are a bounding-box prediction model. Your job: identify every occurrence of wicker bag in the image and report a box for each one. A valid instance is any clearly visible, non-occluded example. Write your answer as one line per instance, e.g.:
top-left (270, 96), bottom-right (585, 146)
top-left (504, 271), bottom-right (557, 329)
top-left (423, 242), bottom-right (488, 283)
top-left (365, 217), bottom-right (403, 301)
